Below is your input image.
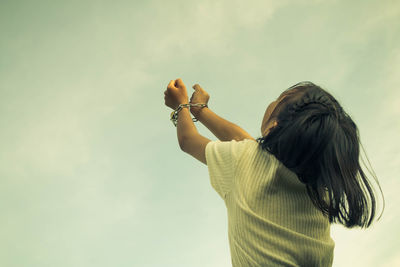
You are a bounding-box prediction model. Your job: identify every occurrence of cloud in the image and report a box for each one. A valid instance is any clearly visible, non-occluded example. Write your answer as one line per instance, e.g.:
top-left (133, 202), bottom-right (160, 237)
top-left (381, 253), bottom-right (400, 267)
top-left (381, 49), bottom-right (400, 116)
top-left (136, 0), bottom-right (291, 60)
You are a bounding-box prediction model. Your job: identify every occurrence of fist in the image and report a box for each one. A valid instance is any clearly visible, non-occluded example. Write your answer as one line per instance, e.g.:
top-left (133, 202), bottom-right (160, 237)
top-left (189, 84), bottom-right (210, 116)
top-left (164, 78), bottom-right (189, 110)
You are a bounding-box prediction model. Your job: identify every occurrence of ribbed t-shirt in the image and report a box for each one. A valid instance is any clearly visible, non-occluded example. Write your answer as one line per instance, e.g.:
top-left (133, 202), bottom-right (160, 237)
top-left (205, 138), bottom-right (335, 267)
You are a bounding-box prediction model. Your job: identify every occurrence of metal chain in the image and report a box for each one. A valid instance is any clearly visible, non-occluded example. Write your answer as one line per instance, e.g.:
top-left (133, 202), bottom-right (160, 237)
top-left (170, 103), bottom-right (208, 127)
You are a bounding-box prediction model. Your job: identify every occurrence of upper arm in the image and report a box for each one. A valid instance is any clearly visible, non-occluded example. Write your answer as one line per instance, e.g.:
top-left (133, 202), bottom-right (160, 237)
top-left (181, 134), bottom-right (212, 165)
top-left (230, 127), bottom-right (255, 142)
top-left (233, 134), bottom-right (256, 142)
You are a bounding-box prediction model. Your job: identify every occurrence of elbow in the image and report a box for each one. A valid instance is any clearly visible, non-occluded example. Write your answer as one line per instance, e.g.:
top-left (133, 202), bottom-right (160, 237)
top-left (179, 134), bottom-right (195, 152)
top-left (179, 136), bottom-right (187, 151)
top-left (179, 132), bottom-right (199, 152)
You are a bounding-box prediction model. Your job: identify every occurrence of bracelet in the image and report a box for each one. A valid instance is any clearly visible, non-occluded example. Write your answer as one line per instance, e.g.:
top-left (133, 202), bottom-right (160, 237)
top-left (170, 103), bottom-right (208, 127)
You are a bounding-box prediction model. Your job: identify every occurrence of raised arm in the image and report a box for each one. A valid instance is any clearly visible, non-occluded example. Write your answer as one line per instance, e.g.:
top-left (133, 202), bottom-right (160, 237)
top-left (190, 84), bottom-right (255, 142)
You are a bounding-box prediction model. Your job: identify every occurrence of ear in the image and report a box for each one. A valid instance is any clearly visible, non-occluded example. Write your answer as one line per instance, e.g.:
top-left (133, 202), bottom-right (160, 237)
top-left (262, 120), bottom-right (278, 136)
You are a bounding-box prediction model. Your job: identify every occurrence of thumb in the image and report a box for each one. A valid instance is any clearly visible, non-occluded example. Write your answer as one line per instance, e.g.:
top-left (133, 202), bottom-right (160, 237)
top-left (192, 84), bottom-right (202, 90)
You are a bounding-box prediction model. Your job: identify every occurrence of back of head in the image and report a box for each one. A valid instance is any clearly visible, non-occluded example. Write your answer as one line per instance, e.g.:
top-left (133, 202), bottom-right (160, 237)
top-left (256, 81), bottom-right (385, 228)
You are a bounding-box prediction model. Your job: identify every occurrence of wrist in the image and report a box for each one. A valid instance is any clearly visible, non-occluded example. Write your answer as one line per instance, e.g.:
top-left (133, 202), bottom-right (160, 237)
top-left (190, 105), bottom-right (208, 120)
top-left (170, 103), bottom-right (190, 127)
top-left (174, 101), bottom-right (189, 110)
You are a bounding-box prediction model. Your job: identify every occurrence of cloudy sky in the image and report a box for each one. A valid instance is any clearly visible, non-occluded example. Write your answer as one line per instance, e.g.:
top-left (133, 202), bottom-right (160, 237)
top-left (0, 0), bottom-right (399, 266)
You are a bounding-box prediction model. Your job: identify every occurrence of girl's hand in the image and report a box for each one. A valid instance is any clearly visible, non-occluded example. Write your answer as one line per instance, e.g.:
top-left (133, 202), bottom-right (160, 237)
top-left (190, 84), bottom-right (210, 117)
top-left (164, 78), bottom-right (189, 110)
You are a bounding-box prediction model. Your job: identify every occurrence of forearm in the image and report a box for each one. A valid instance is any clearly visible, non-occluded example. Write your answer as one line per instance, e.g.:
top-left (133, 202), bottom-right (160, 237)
top-left (192, 107), bottom-right (253, 141)
top-left (176, 106), bottom-right (198, 149)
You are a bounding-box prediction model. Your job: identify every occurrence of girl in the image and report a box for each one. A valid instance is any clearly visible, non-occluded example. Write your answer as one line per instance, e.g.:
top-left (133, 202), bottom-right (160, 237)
top-left (164, 79), bottom-right (384, 267)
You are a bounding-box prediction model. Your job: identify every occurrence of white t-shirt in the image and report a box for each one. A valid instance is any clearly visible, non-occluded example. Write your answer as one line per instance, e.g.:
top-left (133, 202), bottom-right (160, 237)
top-left (205, 138), bottom-right (335, 267)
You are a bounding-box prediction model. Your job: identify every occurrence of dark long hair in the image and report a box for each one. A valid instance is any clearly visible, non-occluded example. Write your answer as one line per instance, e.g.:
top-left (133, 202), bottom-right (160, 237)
top-left (256, 81), bottom-right (384, 228)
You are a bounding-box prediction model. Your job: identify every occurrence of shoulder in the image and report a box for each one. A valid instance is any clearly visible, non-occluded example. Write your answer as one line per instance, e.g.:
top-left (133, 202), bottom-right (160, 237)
top-left (242, 138), bottom-right (279, 165)
top-left (206, 138), bottom-right (258, 150)
top-left (205, 138), bottom-right (258, 161)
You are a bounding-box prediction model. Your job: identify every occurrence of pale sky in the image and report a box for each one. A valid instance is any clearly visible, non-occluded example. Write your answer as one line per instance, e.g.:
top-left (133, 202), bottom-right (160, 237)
top-left (0, 0), bottom-right (399, 266)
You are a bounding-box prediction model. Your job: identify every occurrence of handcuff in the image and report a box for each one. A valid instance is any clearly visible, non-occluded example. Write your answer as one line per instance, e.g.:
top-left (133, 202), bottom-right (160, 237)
top-left (170, 103), bottom-right (208, 127)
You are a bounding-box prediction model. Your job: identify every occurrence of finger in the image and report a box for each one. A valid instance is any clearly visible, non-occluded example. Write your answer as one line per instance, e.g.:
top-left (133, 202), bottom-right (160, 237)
top-left (167, 80), bottom-right (176, 89)
top-left (175, 78), bottom-right (184, 88)
top-left (192, 84), bottom-right (201, 90)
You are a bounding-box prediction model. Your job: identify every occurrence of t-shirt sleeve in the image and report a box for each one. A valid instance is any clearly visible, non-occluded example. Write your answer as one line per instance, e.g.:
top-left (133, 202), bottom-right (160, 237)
top-left (205, 138), bottom-right (251, 200)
